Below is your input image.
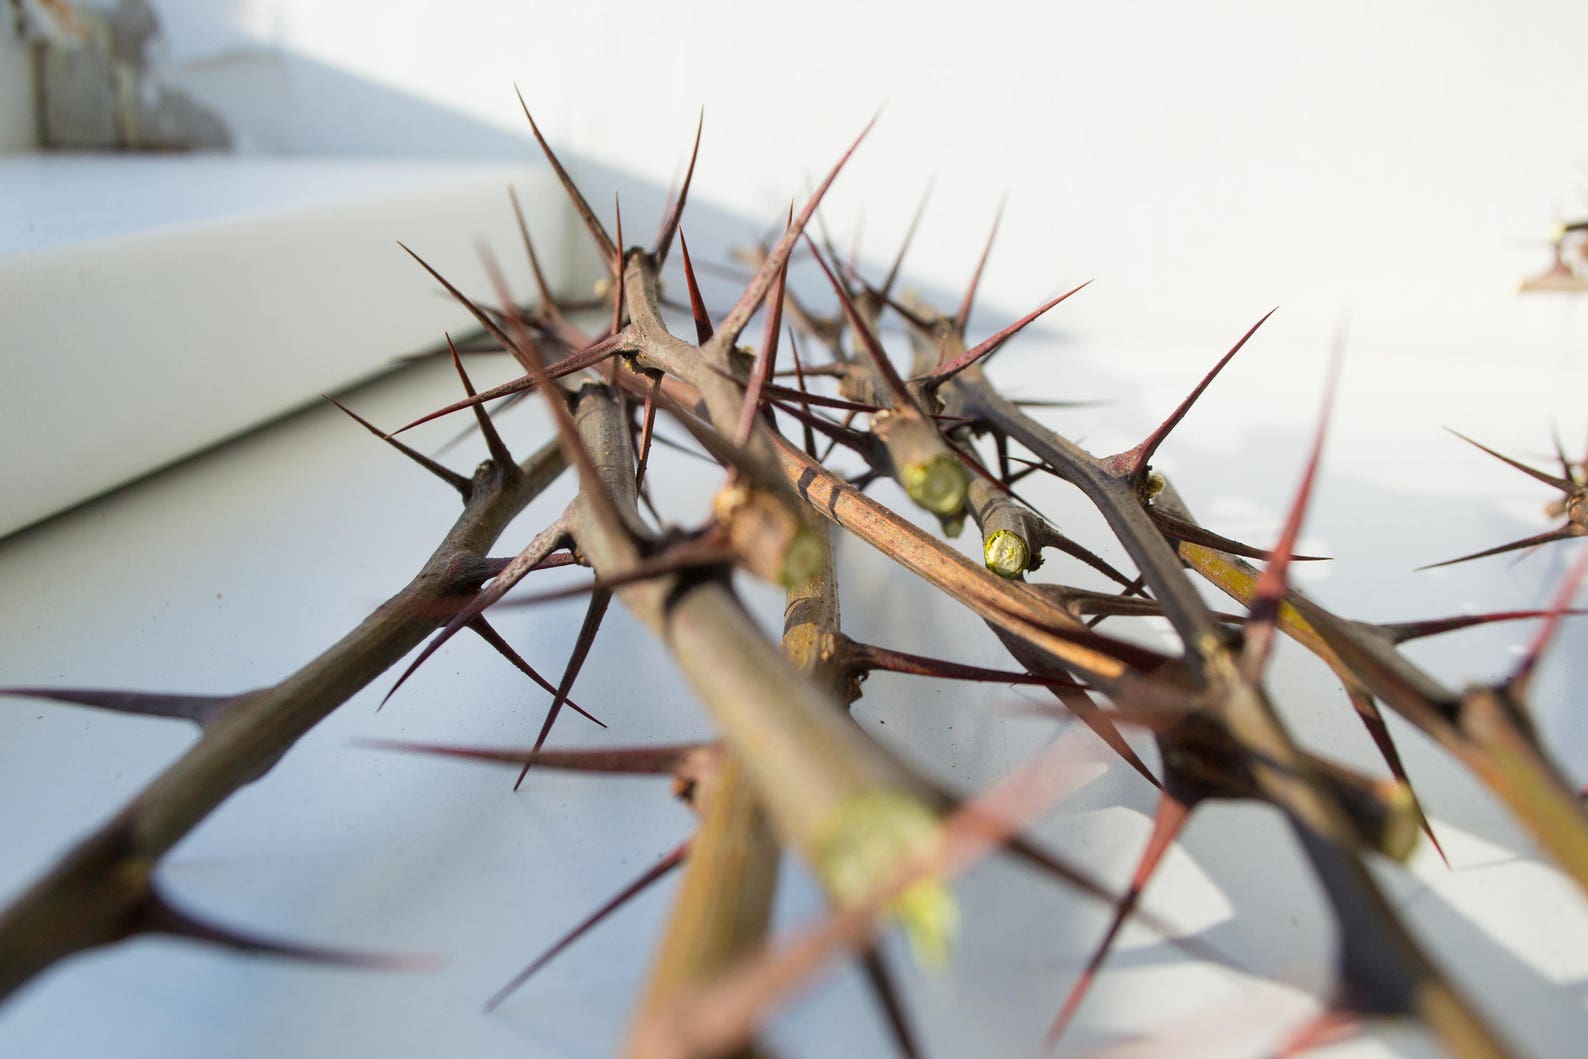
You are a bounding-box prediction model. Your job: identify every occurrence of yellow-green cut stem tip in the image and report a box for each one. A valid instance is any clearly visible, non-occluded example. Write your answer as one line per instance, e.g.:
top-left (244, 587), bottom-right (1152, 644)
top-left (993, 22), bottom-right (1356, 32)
top-left (902, 456), bottom-right (969, 517)
top-left (983, 529), bottom-right (1030, 578)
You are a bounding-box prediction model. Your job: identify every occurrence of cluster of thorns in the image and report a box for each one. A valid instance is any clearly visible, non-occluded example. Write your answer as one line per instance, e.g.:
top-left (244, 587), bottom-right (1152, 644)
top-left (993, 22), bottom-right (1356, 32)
top-left (4, 104), bottom-right (1588, 1058)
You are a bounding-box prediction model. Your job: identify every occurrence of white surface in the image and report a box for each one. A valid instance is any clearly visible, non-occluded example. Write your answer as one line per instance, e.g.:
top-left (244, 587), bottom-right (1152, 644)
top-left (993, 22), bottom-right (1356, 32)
top-left (0, 155), bottom-right (575, 536)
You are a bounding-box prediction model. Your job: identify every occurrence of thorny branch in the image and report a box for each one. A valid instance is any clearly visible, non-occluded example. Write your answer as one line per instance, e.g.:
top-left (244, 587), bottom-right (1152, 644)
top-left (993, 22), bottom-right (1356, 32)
top-left (4, 110), bottom-right (1588, 1059)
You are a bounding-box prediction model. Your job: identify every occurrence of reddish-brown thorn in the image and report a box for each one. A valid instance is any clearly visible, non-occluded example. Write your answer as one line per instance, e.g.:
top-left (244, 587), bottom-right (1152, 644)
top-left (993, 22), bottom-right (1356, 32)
top-left (493, 542), bottom-right (733, 613)
top-left (141, 887), bottom-right (438, 971)
top-left (756, 384), bottom-right (880, 415)
top-left (1415, 527), bottom-right (1578, 571)
top-left (735, 245), bottom-right (790, 448)
top-left (514, 86), bottom-right (617, 268)
top-left (634, 372), bottom-right (663, 493)
top-left (787, 330), bottom-right (819, 459)
top-left (362, 738), bottom-right (703, 775)
top-left (445, 334), bottom-right (514, 468)
top-left (1380, 607), bottom-right (1588, 645)
top-left (325, 396), bottom-right (472, 496)
top-left (379, 521), bottom-right (566, 711)
top-left (860, 947), bottom-right (923, 1059)
top-left (677, 229), bottom-right (716, 345)
top-left (1107, 307), bottom-right (1277, 480)
top-left (994, 433), bottom-right (1012, 482)
top-left (1344, 687), bottom-right (1449, 868)
top-left (767, 399), bottom-right (874, 458)
top-left (1042, 529), bottom-right (1148, 593)
top-left (955, 197), bottom-right (1005, 340)
top-left (610, 194), bottom-right (627, 342)
top-left (399, 241), bottom-right (534, 373)
top-left (715, 116), bottom-right (875, 347)
top-left (840, 266), bottom-right (937, 333)
top-left (480, 246), bottom-right (629, 543)
top-left (517, 589), bottom-right (614, 789)
top-left (0, 687), bottom-right (231, 726)
top-left (1445, 428), bottom-right (1576, 493)
top-left (1508, 543), bottom-right (1588, 698)
top-left (508, 184), bottom-right (565, 326)
top-left (818, 409), bottom-right (861, 463)
top-left (879, 182), bottom-right (932, 301)
top-left (1044, 791), bottom-right (1193, 1051)
top-left (925, 280), bottom-right (1093, 386)
top-left (466, 616), bottom-right (604, 728)
top-left (651, 109), bottom-right (703, 268)
top-left (485, 840), bottom-right (690, 1011)
top-left (802, 234), bottom-right (916, 409)
top-left (849, 640), bottom-right (1086, 690)
top-left (1243, 339), bottom-right (1341, 681)
top-left (1150, 508), bottom-right (1330, 563)
top-left (388, 335), bottom-right (623, 437)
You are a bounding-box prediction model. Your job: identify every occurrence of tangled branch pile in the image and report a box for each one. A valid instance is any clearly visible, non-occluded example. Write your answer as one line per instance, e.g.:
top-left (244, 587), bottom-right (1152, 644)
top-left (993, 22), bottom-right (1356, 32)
top-left (4, 108), bottom-right (1587, 1058)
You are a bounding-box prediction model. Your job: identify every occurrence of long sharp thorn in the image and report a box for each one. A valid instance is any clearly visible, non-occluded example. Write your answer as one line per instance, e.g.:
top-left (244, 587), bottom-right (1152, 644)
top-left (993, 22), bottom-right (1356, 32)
top-left (1044, 792), bottom-right (1192, 1051)
top-left (734, 247), bottom-right (790, 448)
top-left (325, 396), bottom-right (472, 496)
top-left (0, 687), bottom-right (231, 726)
top-left (803, 234), bottom-right (915, 408)
top-left (479, 248), bottom-right (629, 543)
top-left (514, 87), bottom-right (617, 268)
top-left (850, 641), bottom-right (1085, 689)
top-left (1446, 428), bottom-right (1575, 492)
top-left (446, 335), bottom-right (514, 467)
top-left (634, 372), bottom-right (663, 492)
top-left (508, 184), bottom-right (565, 325)
top-left (651, 109), bottom-right (703, 267)
top-left (484, 840), bottom-right (690, 1011)
top-left (389, 334), bottom-right (623, 437)
top-left (466, 617), bottom-right (604, 728)
top-left (994, 433), bottom-right (1011, 482)
top-left (1345, 687), bottom-right (1449, 868)
top-left (767, 400), bottom-right (874, 457)
top-left (517, 589), bottom-right (614, 789)
top-left (1111, 308), bottom-right (1277, 479)
top-left (1508, 543), bottom-right (1588, 698)
top-left (1151, 508), bottom-right (1329, 563)
top-left (363, 739), bottom-right (701, 775)
top-left (955, 197), bottom-right (1005, 338)
top-left (380, 521), bottom-right (566, 710)
top-left (1416, 527), bottom-right (1577, 571)
top-left (399, 241), bottom-right (532, 373)
top-left (879, 182), bottom-right (932, 301)
top-left (787, 331), bottom-right (819, 459)
top-left (1380, 607), bottom-right (1588, 645)
top-left (1551, 422), bottom-right (1575, 483)
top-left (141, 888), bottom-right (436, 971)
top-left (611, 194), bottom-right (627, 342)
top-left (492, 542), bottom-right (733, 611)
top-left (860, 947), bottom-right (923, 1059)
top-left (677, 229), bottom-right (716, 344)
top-left (716, 116), bottom-right (875, 347)
top-left (1243, 339), bottom-right (1342, 680)
top-left (927, 280), bottom-right (1093, 386)
top-left (818, 409), bottom-right (860, 463)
